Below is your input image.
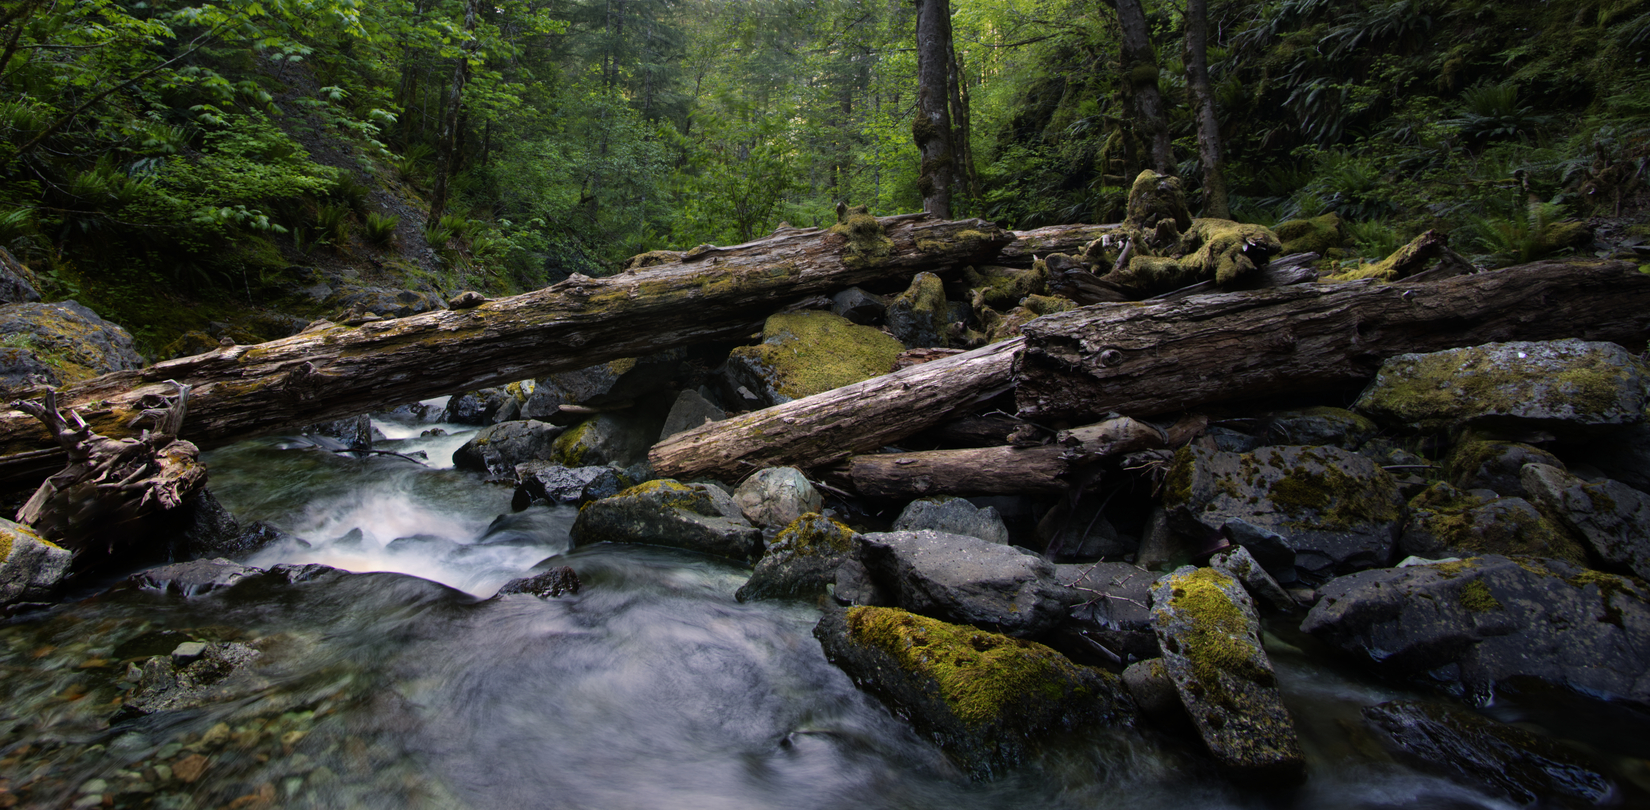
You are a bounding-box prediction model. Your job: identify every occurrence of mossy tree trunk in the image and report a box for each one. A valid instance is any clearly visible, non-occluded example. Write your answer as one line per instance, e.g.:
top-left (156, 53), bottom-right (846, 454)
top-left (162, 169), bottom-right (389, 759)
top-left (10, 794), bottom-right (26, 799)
top-left (1110, 0), bottom-right (1174, 175)
top-left (1184, 0), bottom-right (1229, 220)
top-left (913, 0), bottom-right (954, 219)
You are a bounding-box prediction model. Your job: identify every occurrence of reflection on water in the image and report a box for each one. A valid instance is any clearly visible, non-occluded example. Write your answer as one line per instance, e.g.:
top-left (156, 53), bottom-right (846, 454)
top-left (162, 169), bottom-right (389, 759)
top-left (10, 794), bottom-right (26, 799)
top-left (0, 414), bottom-right (1636, 809)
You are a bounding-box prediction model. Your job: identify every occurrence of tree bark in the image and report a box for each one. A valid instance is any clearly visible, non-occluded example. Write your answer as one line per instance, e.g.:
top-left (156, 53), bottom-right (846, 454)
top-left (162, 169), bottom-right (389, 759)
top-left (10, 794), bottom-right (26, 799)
top-left (913, 0), bottom-right (954, 219)
top-left (1183, 0), bottom-right (1229, 219)
top-left (0, 216), bottom-right (1012, 482)
top-left (1016, 259), bottom-right (1650, 424)
top-left (1110, 0), bottom-right (1174, 174)
top-left (998, 224), bottom-right (1121, 266)
top-left (650, 337), bottom-right (1024, 482)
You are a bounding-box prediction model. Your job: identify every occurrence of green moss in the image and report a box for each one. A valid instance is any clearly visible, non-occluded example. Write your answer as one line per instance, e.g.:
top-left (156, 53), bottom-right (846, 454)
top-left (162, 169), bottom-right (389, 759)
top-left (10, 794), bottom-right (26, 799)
top-left (1459, 579), bottom-right (1503, 613)
top-left (775, 512), bottom-right (856, 555)
top-left (1273, 213), bottom-right (1345, 256)
top-left (846, 606), bottom-right (1091, 724)
top-left (731, 311), bottom-right (903, 400)
top-left (1265, 449), bottom-right (1401, 531)
top-left (1564, 568), bottom-right (1642, 627)
top-left (1161, 567), bottom-right (1273, 698)
top-left (1408, 482), bottom-right (1587, 564)
top-left (965, 265), bottom-right (1046, 310)
top-left (0, 522), bottom-right (55, 566)
top-left (1021, 294), bottom-right (1075, 316)
top-left (1176, 218), bottom-right (1283, 286)
top-left (551, 419), bottom-right (597, 466)
top-left (829, 211), bottom-right (893, 269)
top-left (621, 250), bottom-right (682, 271)
top-left (1163, 446), bottom-right (1196, 506)
top-left (1361, 344), bottom-right (1638, 424)
top-left (1125, 170), bottom-right (1191, 232)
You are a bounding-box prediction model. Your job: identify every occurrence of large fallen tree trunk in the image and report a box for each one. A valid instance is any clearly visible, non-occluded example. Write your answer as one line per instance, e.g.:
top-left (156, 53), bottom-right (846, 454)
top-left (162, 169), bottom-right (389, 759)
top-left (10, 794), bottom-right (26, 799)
top-left (0, 215), bottom-right (1010, 483)
top-left (1016, 259), bottom-right (1650, 424)
top-left (997, 224), bottom-right (1119, 266)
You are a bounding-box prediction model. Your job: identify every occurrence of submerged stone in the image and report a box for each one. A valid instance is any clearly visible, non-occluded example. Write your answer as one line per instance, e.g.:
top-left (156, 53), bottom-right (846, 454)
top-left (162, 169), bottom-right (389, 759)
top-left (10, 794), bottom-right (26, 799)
top-left (132, 559), bottom-right (260, 598)
top-left (497, 566), bottom-right (581, 598)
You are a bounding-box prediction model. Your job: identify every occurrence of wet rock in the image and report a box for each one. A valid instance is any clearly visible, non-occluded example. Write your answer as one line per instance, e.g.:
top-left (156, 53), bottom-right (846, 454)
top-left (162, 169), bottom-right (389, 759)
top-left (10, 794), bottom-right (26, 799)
top-left (570, 480), bottom-right (762, 561)
top-left (1302, 555), bottom-right (1650, 704)
top-left (1051, 562), bottom-right (1158, 664)
top-left (378, 400), bottom-right (445, 424)
top-left (1151, 565), bottom-right (1305, 784)
top-left (512, 463), bottom-right (624, 510)
top-left (1208, 545), bottom-right (1294, 612)
top-left (724, 311), bottom-right (903, 407)
top-left (893, 497), bottom-right (1010, 546)
top-left (1398, 482), bottom-right (1585, 564)
top-left (857, 530), bottom-right (1066, 638)
top-left (732, 467), bottom-right (822, 529)
top-left (1446, 440), bottom-right (1563, 498)
top-left (132, 559), bottom-right (260, 597)
top-left (830, 287), bottom-right (887, 325)
top-left (831, 558), bottom-right (888, 607)
top-left (0, 300), bottom-right (143, 386)
top-left (1261, 407), bottom-right (1377, 449)
top-left (118, 641), bottom-right (263, 717)
top-left (444, 385), bottom-right (529, 425)
top-left (452, 420), bottom-right (564, 478)
top-left (1354, 340), bottom-right (1649, 435)
top-left (551, 412), bottom-right (657, 468)
top-left (1522, 463), bottom-right (1650, 580)
top-left (1362, 700), bottom-right (1614, 806)
top-left (304, 414), bottom-right (376, 452)
top-left (658, 388), bottom-right (724, 441)
top-left (0, 247), bottom-right (40, 304)
top-left (813, 604), bottom-right (1135, 779)
top-left (497, 566), bottom-right (581, 598)
top-left (885, 272), bottom-right (950, 349)
top-left (737, 513), bottom-right (858, 602)
top-left (0, 519), bottom-right (70, 605)
top-left (1163, 445), bottom-right (1404, 584)
top-left (157, 490), bottom-right (283, 561)
top-left (1122, 658), bottom-right (1188, 728)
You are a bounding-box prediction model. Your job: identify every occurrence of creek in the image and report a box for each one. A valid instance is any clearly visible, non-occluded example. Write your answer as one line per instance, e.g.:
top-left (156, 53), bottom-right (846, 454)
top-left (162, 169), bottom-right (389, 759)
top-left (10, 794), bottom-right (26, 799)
top-left (0, 404), bottom-right (1643, 809)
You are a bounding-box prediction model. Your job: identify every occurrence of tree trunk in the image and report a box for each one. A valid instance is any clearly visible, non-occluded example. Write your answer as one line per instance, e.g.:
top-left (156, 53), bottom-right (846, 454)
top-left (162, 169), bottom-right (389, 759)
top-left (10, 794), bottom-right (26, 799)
top-left (1111, 0), bottom-right (1174, 174)
top-left (1183, 0), bottom-right (1228, 219)
top-left (913, 0), bottom-right (954, 219)
top-left (1016, 259), bottom-right (1650, 424)
top-left (427, 0), bottom-right (478, 228)
top-left (651, 337), bottom-right (1023, 482)
top-left (0, 216), bottom-right (1011, 484)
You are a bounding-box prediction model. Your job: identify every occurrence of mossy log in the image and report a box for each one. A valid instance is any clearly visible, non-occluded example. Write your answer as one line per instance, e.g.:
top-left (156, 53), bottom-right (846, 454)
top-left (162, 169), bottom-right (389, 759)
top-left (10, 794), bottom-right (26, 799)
top-left (650, 338), bottom-right (1024, 482)
top-left (997, 224), bottom-right (1121, 267)
top-left (0, 216), bottom-right (1011, 485)
top-left (1017, 259), bottom-right (1650, 424)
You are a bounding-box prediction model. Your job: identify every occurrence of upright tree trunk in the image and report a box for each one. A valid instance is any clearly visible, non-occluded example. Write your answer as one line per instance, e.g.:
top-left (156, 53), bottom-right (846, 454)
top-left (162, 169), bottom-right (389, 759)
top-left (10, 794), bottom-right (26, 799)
top-left (947, 39), bottom-right (977, 214)
top-left (913, 0), bottom-right (954, 219)
top-left (1184, 0), bottom-right (1229, 219)
top-left (427, 0), bottom-right (478, 228)
top-left (1111, 0), bottom-right (1174, 174)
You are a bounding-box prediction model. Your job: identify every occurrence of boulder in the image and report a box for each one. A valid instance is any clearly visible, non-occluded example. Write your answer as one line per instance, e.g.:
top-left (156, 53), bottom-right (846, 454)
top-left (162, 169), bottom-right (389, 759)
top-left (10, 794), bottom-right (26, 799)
top-left (1354, 340), bottom-right (1649, 435)
top-left (1522, 463), bottom-right (1650, 580)
top-left (857, 530), bottom-right (1066, 638)
top-left (0, 300), bottom-right (142, 385)
top-left (444, 385), bottom-right (530, 425)
top-left (550, 412), bottom-right (657, 468)
top-left (303, 414), bottom-right (377, 451)
top-left (132, 558), bottom-right (260, 598)
top-left (1208, 545), bottom-right (1294, 612)
top-left (813, 605), bottom-right (1135, 779)
top-left (452, 420), bottom-right (564, 478)
top-left (724, 311), bottom-right (903, 407)
top-left (830, 287), bottom-right (887, 325)
top-left (1052, 562), bottom-right (1158, 664)
top-left (658, 388), bottom-right (724, 441)
top-left (1261, 407), bottom-right (1376, 449)
top-left (522, 351), bottom-right (688, 417)
top-left (377, 400), bottom-right (445, 424)
top-left (511, 463), bottom-right (625, 510)
top-left (1163, 445), bottom-right (1404, 583)
top-left (831, 558), bottom-right (889, 607)
top-left (885, 271), bottom-right (950, 349)
top-left (496, 566), bottom-right (582, 598)
top-left (1398, 482), bottom-right (1586, 564)
top-left (1121, 658), bottom-right (1188, 728)
top-left (1446, 440), bottom-right (1564, 498)
top-left (157, 490), bottom-right (284, 561)
top-left (892, 497), bottom-right (1010, 546)
top-left (1302, 555), bottom-right (1650, 704)
top-left (570, 480), bottom-right (762, 561)
top-left (732, 466), bottom-right (822, 528)
top-left (0, 519), bottom-right (70, 605)
top-left (1151, 565), bottom-right (1305, 784)
top-left (0, 346), bottom-right (55, 399)
top-left (0, 247), bottom-right (41, 304)
top-left (736, 512), bottom-right (858, 602)
top-left (1362, 700), bottom-right (1614, 806)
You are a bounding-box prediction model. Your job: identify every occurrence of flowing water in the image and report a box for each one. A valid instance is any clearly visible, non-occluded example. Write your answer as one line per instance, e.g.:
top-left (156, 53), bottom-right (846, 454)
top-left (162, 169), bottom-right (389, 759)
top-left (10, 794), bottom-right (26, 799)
top-left (1, 406), bottom-right (1646, 809)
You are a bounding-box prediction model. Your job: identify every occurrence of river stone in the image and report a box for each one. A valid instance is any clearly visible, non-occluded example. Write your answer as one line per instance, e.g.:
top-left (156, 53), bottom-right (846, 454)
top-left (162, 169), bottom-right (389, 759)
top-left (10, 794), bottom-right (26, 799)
top-left (813, 604), bottom-right (1135, 780)
top-left (1398, 482), bottom-right (1585, 564)
top-left (0, 519), bottom-right (69, 605)
top-left (497, 566), bottom-right (581, 598)
top-left (524, 351), bottom-right (689, 417)
top-left (724, 311), bottom-right (903, 407)
top-left (1302, 555), bottom-right (1650, 704)
top-left (830, 286), bottom-right (887, 325)
top-left (118, 641), bottom-right (264, 718)
top-left (1362, 700), bottom-right (1614, 806)
top-left (892, 497), bottom-right (1010, 546)
top-left (1052, 562), bottom-right (1158, 664)
top-left (452, 420), bottom-right (564, 478)
top-left (1446, 440), bottom-right (1563, 498)
top-left (885, 272), bottom-right (950, 349)
top-left (1522, 463), bottom-right (1650, 580)
top-left (0, 300), bottom-right (143, 384)
top-left (1151, 565), bottom-right (1305, 784)
top-left (658, 388), bottom-right (724, 441)
top-left (1208, 545), bottom-right (1294, 612)
top-left (511, 464), bottom-right (624, 510)
top-left (133, 558), bottom-right (260, 597)
top-left (1121, 658), bottom-right (1188, 727)
top-left (736, 513), bottom-right (858, 602)
top-left (1261, 407), bottom-right (1377, 449)
top-left (1163, 445), bottom-right (1403, 584)
top-left (157, 489), bottom-right (283, 561)
top-left (0, 247), bottom-right (40, 304)
top-left (1354, 340), bottom-right (1650, 435)
top-left (856, 530), bottom-right (1066, 638)
top-left (570, 480), bottom-right (762, 561)
top-left (304, 414), bottom-right (376, 451)
top-left (732, 467), bottom-right (822, 529)
top-left (550, 412), bottom-right (656, 468)
top-left (444, 385), bottom-right (529, 425)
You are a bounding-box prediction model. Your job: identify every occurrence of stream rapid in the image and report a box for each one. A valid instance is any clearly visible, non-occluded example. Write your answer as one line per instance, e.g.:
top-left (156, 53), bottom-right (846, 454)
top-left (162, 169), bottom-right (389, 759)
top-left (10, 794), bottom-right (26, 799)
top-left (1, 404), bottom-right (1644, 809)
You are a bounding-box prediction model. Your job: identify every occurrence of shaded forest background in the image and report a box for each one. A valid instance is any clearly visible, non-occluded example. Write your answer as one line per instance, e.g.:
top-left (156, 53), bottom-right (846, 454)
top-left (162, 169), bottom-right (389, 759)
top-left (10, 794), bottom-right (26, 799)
top-left (0, 0), bottom-right (1646, 355)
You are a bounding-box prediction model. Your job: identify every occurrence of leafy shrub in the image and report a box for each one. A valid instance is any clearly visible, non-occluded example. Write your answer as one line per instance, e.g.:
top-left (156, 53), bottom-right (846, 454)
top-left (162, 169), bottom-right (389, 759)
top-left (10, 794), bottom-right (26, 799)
top-left (1345, 219), bottom-right (1404, 259)
top-left (364, 212), bottom-right (399, 245)
top-left (1468, 201), bottom-right (1590, 266)
top-left (314, 203), bottom-right (351, 245)
top-left (1445, 82), bottom-right (1549, 143)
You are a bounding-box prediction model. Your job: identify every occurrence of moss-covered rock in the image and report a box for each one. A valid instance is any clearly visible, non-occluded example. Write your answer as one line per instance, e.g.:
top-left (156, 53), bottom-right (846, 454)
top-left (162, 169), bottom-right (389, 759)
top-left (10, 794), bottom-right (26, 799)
top-left (0, 518), bottom-right (69, 605)
top-left (1354, 340), bottom-right (1650, 435)
top-left (736, 512), bottom-right (858, 602)
top-left (569, 479), bottom-right (762, 561)
top-left (1151, 566), bottom-right (1304, 784)
top-left (1263, 406), bottom-right (1378, 449)
top-left (1445, 439), bottom-right (1564, 497)
top-left (621, 249), bottom-right (683, 271)
top-left (1399, 482), bottom-right (1585, 564)
top-left (1273, 213), bottom-right (1345, 258)
top-left (829, 206), bottom-right (893, 268)
top-left (964, 264), bottom-right (1047, 311)
top-left (1175, 218), bottom-right (1283, 286)
top-left (724, 311), bottom-right (903, 406)
top-left (0, 300), bottom-right (143, 385)
top-left (1522, 463), bottom-right (1650, 581)
top-left (886, 271), bottom-right (951, 349)
top-left (523, 350), bottom-right (688, 417)
top-left (1125, 170), bottom-right (1192, 234)
top-left (549, 412), bottom-right (657, 468)
top-left (451, 420), bottom-right (564, 478)
top-left (813, 605), bottom-right (1135, 779)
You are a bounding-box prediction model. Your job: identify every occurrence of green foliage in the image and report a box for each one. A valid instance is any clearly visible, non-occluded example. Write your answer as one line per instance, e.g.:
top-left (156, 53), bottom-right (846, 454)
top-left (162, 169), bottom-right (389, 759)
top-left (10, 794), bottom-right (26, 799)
top-left (364, 212), bottom-right (400, 245)
top-left (1467, 201), bottom-right (1590, 266)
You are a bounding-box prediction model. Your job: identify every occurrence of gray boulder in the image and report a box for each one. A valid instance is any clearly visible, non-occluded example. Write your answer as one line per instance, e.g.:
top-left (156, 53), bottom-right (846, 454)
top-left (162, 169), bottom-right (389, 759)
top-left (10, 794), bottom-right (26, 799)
top-left (1151, 565), bottom-right (1305, 784)
top-left (857, 530), bottom-right (1066, 637)
top-left (1399, 482), bottom-right (1586, 564)
top-left (1262, 407), bottom-right (1377, 449)
top-left (893, 497), bottom-right (1010, 545)
top-left (0, 247), bottom-right (40, 304)
top-left (1522, 463), bottom-right (1650, 580)
top-left (522, 351), bottom-right (688, 418)
top-left (444, 385), bottom-right (529, 425)
top-left (570, 480), bottom-right (762, 561)
top-left (452, 420), bottom-right (564, 478)
top-left (0, 519), bottom-right (70, 605)
top-left (1051, 562), bottom-right (1158, 664)
top-left (0, 300), bottom-right (142, 387)
top-left (132, 558), bottom-right (260, 597)
top-left (830, 287), bottom-right (887, 325)
top-left (1302, 555), bottom-right (1650, 704)
top-left (1446, 439), bottom-right (1564, 498)
top-left (303, 414), bottom-right (376, 452)
top-left (551, 412), bottom-right (657, 468)
top-left (0, 346), bottom-right (54, 399)
top-left (1122, 658), bottom-right (1187, 728)
top-left (737, 512), bottom-right (858, 602)
top-left (732, 467), bottom-right (822, 529)
top-left (1208, 545), bottom-right (1294, 612)
top-left (1163, 445), bottom-right (1404, 583)
top-left (658, 388), bottom-right (724, 441)
top-left (1355, 339), bottom-right (1649, 435)
top-left (511, 463), bottom-right (624, 510)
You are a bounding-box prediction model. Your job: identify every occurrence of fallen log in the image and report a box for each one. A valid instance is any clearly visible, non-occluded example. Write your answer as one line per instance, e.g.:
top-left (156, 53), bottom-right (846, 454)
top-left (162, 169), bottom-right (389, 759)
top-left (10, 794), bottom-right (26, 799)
top-left (1016, 259), bottom-right (1650, 424)
top-left (649, 337), bottom-right (1024, 481)
top-left (998, 224), bottom-right (1120, 267)
top-left (0, 215), bottom-right (1011, 483)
